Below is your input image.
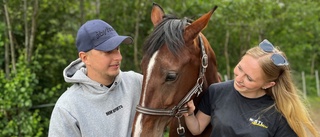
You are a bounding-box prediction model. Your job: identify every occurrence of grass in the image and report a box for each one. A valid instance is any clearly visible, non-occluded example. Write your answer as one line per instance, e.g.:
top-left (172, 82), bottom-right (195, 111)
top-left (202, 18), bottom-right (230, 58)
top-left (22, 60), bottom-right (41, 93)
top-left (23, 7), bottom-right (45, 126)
top-left (307, 96), bottom-right (320, 127)
top-left (307, 95), bottom-right (320, 105)
top-left (164, 132), bottom-right (169, 137)
top-left (306, 96), bottom-right (320, 136)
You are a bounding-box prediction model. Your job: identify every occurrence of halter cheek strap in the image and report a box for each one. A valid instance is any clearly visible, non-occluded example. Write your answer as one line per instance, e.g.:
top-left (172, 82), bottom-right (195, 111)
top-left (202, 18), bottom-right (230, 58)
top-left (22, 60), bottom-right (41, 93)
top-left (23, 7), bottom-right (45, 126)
top-left (136, 34), bottom-right (208, 136)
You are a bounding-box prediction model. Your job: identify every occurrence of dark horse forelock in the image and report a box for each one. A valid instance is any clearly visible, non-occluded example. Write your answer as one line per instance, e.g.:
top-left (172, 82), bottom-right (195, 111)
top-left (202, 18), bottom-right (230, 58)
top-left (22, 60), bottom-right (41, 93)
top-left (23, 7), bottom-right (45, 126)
top-left (143, 16), bottom-right (191, 58)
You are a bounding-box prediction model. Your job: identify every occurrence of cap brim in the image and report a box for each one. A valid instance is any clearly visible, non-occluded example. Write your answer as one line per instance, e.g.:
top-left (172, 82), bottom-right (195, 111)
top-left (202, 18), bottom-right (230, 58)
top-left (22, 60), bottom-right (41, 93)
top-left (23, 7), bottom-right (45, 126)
top-left (94, 36), bottom-right (133, 51)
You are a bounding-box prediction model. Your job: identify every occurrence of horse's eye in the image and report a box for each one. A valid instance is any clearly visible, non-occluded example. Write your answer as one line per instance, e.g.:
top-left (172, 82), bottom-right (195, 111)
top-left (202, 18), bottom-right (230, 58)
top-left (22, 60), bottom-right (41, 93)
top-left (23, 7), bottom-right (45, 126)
top-left (165, 73), bottom-right (177, 81)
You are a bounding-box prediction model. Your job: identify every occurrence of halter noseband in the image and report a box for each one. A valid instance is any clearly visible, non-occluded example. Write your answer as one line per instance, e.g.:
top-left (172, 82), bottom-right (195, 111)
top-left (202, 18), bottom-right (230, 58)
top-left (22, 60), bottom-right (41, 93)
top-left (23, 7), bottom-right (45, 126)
top-left (136, 34), bottom-right (208, 136)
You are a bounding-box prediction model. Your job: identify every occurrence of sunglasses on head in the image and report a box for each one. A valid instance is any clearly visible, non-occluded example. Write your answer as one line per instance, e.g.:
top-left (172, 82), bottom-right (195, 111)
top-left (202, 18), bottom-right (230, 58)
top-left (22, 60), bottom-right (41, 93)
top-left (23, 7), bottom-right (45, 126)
top-left (259, 39), bottom-right (289, 66)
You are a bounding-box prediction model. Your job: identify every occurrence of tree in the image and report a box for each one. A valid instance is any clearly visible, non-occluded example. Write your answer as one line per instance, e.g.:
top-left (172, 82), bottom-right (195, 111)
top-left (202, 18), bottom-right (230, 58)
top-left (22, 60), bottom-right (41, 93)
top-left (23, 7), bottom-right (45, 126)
top-left (0, 0), bottom-right (319, 136)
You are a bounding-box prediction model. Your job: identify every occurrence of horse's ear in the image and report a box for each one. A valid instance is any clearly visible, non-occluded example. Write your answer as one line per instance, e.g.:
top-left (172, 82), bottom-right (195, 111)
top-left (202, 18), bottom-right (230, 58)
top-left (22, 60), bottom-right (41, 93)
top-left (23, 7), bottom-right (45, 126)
top-left (151, 3), bottom-right (165, 27)
top-left (185, 6), bottom-right (218, 40)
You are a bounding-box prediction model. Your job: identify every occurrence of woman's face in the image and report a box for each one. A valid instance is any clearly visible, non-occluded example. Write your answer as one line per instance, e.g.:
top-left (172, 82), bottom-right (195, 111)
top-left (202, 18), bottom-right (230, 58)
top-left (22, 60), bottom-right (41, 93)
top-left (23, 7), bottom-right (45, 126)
top-left (233, 55), bottom-right (273, 98)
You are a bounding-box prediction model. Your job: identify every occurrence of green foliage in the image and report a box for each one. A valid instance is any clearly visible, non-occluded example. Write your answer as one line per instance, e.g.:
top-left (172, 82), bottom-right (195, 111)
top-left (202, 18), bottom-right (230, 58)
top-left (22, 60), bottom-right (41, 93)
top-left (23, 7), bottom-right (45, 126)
top-left (0, 0), bottom-right (319, 136)
top-left (0, 54), bottom-right (43, 136)
top-left (305, 75), bottom-right (319, 96)
top-left (0, 22), bottom-right (5, 66)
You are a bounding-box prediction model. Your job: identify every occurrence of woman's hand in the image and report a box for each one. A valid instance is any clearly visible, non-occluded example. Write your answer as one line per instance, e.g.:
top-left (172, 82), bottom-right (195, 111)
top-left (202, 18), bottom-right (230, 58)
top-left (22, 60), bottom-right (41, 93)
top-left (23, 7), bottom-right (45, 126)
top-left (183, 100), bottom-right (195, 117)
top-left (182, 100), bottom-right (211, 135)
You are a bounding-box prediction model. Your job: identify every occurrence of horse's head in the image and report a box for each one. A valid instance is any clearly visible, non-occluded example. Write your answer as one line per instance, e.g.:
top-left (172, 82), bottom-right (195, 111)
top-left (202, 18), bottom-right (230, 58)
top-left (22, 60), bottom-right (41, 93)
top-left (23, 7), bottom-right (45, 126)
top-left (132, 3), bottom-right (220, 137)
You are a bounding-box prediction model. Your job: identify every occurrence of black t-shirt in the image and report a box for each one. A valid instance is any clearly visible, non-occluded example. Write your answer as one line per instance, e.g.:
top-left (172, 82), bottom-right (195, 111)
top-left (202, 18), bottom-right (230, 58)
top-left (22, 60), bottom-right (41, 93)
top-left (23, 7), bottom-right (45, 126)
top-left (198, 80), bottom-right (297, 137)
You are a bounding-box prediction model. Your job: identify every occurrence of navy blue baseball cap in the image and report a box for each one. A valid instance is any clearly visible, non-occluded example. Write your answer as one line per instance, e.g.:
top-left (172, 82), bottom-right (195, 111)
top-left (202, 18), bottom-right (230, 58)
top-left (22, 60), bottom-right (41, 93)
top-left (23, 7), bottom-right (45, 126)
top-left (76, 19), bottom-right (133, 52)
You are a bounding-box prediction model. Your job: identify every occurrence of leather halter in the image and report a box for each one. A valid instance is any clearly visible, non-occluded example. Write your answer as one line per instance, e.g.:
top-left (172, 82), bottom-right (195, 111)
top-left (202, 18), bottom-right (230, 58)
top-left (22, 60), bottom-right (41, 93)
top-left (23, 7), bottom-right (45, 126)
top-left (136, 34), bottom-right (208, 117)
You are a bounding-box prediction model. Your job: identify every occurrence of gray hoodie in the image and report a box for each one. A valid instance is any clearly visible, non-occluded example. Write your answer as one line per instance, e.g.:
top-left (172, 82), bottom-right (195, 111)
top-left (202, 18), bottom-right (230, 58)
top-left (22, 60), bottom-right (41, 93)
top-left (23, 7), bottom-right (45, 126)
top-left (49, 58), bottom-right (142, 137)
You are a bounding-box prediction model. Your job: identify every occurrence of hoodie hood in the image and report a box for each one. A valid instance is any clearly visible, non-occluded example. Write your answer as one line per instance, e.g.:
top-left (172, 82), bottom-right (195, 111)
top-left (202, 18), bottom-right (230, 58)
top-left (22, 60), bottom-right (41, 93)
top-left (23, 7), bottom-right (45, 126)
top-left (63, 58), bottom-right (88, 84)
top-left (63, 58), bottom-right (121, 90)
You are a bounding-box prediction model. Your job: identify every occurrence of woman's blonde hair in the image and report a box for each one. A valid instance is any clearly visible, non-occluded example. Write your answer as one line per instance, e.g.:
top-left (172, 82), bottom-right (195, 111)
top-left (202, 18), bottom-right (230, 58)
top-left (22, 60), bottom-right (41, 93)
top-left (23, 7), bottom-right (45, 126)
top-left (246, 46), bottom-right (319, 137)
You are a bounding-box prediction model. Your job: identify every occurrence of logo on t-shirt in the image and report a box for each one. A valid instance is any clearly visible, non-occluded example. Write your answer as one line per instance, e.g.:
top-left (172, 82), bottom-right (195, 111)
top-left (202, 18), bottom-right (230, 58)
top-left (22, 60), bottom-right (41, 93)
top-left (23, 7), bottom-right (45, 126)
top-left (106, 105), bottom-right (123, 116)
top-left (249, 118), bottom-right (268, 128)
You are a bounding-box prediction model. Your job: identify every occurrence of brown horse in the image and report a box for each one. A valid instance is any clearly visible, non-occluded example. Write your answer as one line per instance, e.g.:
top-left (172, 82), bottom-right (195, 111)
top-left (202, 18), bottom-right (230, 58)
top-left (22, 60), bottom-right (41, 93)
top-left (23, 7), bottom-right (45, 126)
top-left (132, 3), bottom-right (220, 137)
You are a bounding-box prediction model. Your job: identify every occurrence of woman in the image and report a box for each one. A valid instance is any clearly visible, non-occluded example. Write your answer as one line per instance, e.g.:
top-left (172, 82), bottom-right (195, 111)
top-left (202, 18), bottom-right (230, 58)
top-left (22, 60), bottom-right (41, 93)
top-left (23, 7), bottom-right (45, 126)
top-left (184, 39), bottom-right (319, 137)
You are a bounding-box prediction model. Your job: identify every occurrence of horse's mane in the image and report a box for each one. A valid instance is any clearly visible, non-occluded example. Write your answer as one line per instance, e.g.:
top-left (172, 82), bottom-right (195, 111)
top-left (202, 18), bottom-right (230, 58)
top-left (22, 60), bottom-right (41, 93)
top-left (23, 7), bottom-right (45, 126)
top-left (143, 15), bottom-right (193, 58)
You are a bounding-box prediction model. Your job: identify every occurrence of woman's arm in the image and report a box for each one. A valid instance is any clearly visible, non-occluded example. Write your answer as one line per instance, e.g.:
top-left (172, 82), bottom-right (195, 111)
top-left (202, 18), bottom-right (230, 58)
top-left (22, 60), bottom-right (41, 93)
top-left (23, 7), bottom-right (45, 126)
top-left (183, 100), bottom-right (211, 135)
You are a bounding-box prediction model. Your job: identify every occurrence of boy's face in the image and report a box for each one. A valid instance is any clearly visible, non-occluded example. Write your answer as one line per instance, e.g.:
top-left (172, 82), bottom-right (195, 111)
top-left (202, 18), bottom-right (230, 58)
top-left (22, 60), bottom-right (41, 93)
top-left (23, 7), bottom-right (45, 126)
top-left (82, 47), bottom-right (122, 82)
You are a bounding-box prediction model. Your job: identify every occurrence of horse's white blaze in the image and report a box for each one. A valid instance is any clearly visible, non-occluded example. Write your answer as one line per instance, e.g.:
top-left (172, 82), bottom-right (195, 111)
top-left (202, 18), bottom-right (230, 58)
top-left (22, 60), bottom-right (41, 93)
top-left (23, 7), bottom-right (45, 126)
top-left (133, 51), bottom-right (158, 137)
top-left (133, 114), bottom-right (143, 137)
top-left (141, 51), bottom-right (158, 106)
